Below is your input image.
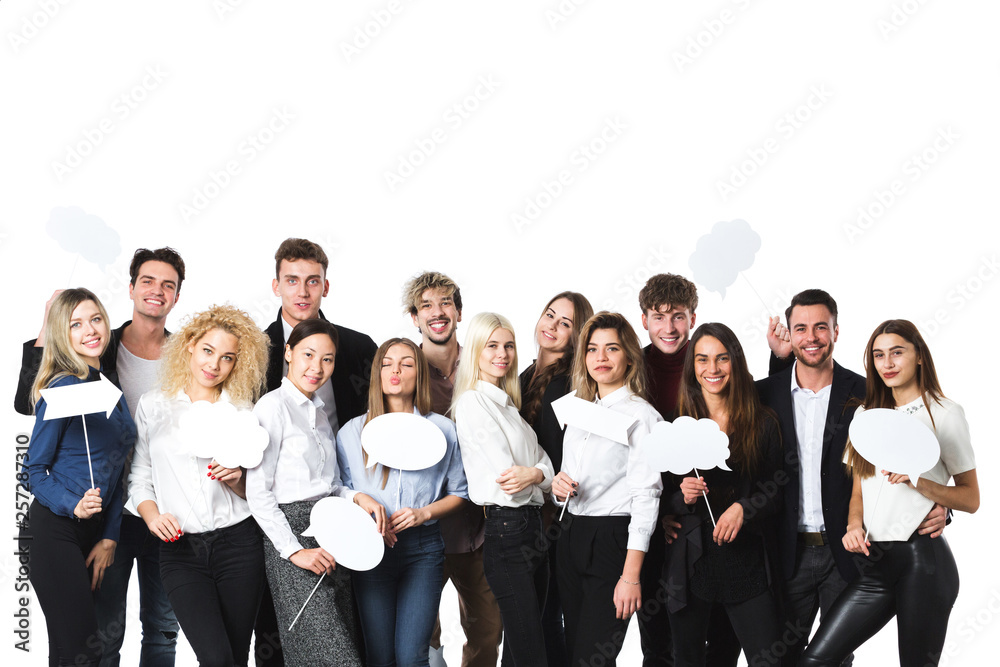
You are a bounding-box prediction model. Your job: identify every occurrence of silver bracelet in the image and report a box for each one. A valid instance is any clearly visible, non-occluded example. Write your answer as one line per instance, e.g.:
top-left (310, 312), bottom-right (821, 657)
top-left (619, 575), bottom-right (640, 586)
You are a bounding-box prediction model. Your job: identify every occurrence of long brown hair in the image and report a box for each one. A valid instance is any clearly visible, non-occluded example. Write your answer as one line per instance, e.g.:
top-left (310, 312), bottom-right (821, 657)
top-left (571, 312), bottom-right (646, 402)
top-left (676, 323), bottom-right (768, 475)
top-left (362, 338), bottom-right (432, 488)
top-left (522, 291), bottom-right (593, 424)
top-left (844, 319), bottom-right (944, 479)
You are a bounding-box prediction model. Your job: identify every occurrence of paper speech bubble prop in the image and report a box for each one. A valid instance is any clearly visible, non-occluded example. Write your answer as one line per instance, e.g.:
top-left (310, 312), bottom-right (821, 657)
top-left (301, 496), bottom-right (384, 571)
top-left (848, 408), bottom-right (940, 483)
top-left (47, 206), bottom-right (122, 270)
top-left (361, 412), bottom-right (446, 471)
top-left (688, 219), bottom-right (761, 298)
top-left (179, 400), bottom-right (269, 469)
top-left (551, 392), bottom-right (637, 446)
top-left (640, 416), bottom-right (732, 475)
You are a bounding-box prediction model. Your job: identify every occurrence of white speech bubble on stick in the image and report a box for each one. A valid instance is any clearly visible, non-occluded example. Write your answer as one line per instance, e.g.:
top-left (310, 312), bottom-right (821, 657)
top-left (179, 400), bottom-right (269, 469)
top-left (361, 412), bottom-right (446, 471)
top-left (640, 416), bottom-right (732, 475)
top-left (288, 496), bottom-right (386, 631)
top-left (849, 408), bottom-right (940, 484)
top-left (551, 392), bottom-right (637, 446)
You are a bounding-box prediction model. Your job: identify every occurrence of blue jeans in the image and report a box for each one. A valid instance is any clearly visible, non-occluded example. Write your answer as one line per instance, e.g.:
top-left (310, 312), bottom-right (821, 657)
top-left (95, 513), bottom-right (178, 667)
top-left (352, 523), bottom-right (445, 667)
top-left (482, 505), bottom-right (548, 667)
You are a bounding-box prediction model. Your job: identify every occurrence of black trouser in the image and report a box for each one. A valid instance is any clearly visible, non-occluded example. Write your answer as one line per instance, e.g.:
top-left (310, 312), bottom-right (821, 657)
top-left (22, 500), bottom-right (104, 666)
top-left (159, 517), bottom-right (265, 667)
top-left (668, 589), bottom-right (781, 667)
top-left (800, 534), bottom-right (959, 667)
top-left (557, 514), bottom-right (633, 667)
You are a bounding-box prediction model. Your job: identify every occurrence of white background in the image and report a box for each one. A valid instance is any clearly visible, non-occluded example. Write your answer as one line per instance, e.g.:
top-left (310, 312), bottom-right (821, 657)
top-left (2, 1), bottom-right (997, 665)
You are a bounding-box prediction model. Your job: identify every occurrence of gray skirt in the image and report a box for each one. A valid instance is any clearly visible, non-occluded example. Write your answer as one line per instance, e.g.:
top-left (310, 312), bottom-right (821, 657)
top-left (263, 499), bottom-right (363, 667)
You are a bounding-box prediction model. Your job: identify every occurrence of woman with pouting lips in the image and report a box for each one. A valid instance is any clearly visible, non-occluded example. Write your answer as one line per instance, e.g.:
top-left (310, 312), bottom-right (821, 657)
top-left (129, 305), bottom-right (269, 666)
top-left (550, 311), bottom-right (663, 667)
top-left (663, 323), bottom-right (783, 666)
top-left (452, 312), bottom-right (555, 667)
top-left (801, 320), bottom-right (979, 667)
top-left (519, 291), bottom-right (594, 667)
top-left (248, 319), bottom-right (385, 666)
top-left (21, 288), bottom-right (135, 667)
top-left (335, 337), bottom-right (468, 667)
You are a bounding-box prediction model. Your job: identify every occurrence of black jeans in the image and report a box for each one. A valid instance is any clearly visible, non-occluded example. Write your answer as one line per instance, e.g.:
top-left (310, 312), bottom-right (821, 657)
top-left (800, 534), bottom-right (959, 667)
top-left (481, 505), bottom-right (548, 667)
top-left (159, 517), bottom-right (265, 667)
top-left (668, 589), bottom-right (781, 667)
top-left (22, 500), bottom-right (104, 666)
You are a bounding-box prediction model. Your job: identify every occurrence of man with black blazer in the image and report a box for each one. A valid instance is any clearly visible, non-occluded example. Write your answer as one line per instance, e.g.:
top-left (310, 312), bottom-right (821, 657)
top-left (254, 238), bottom-right (377, 666)
top-left (756, 289), bottom-right (945, 666)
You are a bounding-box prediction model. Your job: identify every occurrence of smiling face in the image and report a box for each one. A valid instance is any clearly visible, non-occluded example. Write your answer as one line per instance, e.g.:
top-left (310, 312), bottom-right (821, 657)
top-left (129, 260), bottom-right (180, 322)
top-left (871, 333), bottom-right (921, 401)
top-left (535, 297), bottom-right (576, 354)
top-left (585, 328), bottom-right (629, 397)
top-left (273, 259), bottom-right (330, 326)
top-left (642, 305), bottom-right (696, 355)
top-left (380, 342), bottom-right (418, 402)
top-left (788, 304), bottom-right (838, 369)
top-left (693, 335), bottom-right (731, 397)
top-left (412, 287), bottom-right (461, 346)
top-left (478, 327), bottom-right (516, 386)
top-left (69, 300), bottom-right (109, 368)
top-left (284, 333), bottom-right (336, 398)
top-left (187, 328), bottom-right (239, 394)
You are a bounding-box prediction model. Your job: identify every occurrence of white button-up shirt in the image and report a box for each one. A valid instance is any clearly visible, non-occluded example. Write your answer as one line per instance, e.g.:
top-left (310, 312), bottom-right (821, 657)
top-left (247, 378), bottom-right (357, 559)
top-left (129, 389), bottom-right (252, 534)
top-left (453, 381), bottom-right (554, 507)
top-left (790, 361), bottom-right (832, 532)
top-left (558, 386), bottom-right (663, 552)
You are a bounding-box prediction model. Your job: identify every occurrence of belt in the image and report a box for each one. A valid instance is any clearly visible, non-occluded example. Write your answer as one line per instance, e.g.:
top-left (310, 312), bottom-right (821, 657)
top-left (482, 505), bottom-right (540, 518)
top-left (798, 531), bottom-right (827, 546)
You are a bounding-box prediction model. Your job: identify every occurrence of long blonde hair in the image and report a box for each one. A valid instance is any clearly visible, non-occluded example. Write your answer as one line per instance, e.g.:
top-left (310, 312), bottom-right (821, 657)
top-left (362, 338), bottom-right (432, 489)
top-left (159, 305), bottom-right (269, 408)
top-left (31, 288), bottom-right (112, 410)
top-left (451, 312), bottom-right (521, 414)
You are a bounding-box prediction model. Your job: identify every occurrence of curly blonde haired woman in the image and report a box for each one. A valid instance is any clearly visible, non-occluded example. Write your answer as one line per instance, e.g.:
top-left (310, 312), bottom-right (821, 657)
top-left (129, 304), bottom-right (269, 666)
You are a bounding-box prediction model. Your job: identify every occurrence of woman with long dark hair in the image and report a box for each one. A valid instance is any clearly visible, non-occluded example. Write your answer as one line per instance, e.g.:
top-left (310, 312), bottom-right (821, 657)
top-left (549, 311), bottom-right (663, 666)
top-left (336, 337), bottom-right (469, 667)
top-left (129, 304), bottom-right (270, 666)
top-left (801, 320), bottom-right (978, 666)
top-left (519, 291), bottom-right (593, 667)
top-left (663, 322), bottom-right (782, 666)
top-left (21, 288), bottom-right (135, 666)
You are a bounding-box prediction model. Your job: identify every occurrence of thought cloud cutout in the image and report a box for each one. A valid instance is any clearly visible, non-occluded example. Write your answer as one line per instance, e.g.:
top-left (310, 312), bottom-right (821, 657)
top-left (688, 219), bottom-right (761, 298)
top-left (361, 412), bottom-right (446, 471)
top-left (640, 416), bottom-right (732, 475)
top-left (301, 496), bottom-right (384, 571)
top-left (849, 408), bottom-right (940, 483)
top-left (47, 206), bottom-right (121, 269)
top-left (179, 400), bottom-right (269, 469)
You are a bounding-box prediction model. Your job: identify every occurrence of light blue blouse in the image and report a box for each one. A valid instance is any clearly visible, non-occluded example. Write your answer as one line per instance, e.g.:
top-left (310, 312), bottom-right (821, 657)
top-left (335, 409), bottom-right (469, 519)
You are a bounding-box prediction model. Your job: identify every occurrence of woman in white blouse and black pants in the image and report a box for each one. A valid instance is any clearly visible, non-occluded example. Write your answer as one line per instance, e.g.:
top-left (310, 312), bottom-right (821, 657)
top-left (452, 312), bottom-right (554, 667)
top-left (550, 312), bottom-right (663, 666)
top-left (129, 305), bottom-right (270, 666)
top-left (247, 319), bottom-right (384, 666)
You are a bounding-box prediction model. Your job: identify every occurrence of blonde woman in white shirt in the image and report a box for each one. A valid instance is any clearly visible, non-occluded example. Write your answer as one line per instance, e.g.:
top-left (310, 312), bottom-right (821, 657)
top-left (802, 320), bottom-right (979, 667)
top-left (129, 305), bottom-right (269, 667)
top-left (451, 312), bottom-right (554, 667)
top-left (247, 319), bottom-right (384, 667)
top-left (550, 312), bottom-right (663, 666)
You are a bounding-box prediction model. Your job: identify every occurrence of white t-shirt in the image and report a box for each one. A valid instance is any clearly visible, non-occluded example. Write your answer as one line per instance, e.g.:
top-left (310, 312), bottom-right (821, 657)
top-left (854, 396), bottom-right (976, 541)
top-left (116, 342), bottom-right (162, 516)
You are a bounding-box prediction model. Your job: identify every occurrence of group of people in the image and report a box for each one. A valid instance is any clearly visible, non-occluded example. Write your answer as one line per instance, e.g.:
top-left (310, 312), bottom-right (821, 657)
top-left (16, 237), bottom-right (978, 667)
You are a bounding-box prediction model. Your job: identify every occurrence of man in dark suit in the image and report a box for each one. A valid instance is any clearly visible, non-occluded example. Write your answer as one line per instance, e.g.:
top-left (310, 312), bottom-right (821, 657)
top-left (756, 289), bottom-right (945, 666)
top-left (254, 237), bottom-right (377, 666)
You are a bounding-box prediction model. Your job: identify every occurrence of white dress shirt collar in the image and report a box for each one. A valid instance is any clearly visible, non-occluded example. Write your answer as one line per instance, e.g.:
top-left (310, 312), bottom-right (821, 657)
top-left (594, 385), bottom-right (630, 408)
top-left (475, 380), bottom-right (514, 408)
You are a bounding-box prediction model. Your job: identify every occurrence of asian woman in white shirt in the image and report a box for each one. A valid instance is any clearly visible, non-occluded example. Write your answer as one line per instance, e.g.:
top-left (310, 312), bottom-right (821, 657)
top-left (452, 312), bottom-right (554, 667)
top-left (129, 305), bottom-right (269, 667)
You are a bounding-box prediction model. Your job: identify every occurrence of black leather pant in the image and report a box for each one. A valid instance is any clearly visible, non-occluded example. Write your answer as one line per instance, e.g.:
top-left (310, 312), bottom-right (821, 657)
top-left (800, 533), bottom-right (959, 667)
